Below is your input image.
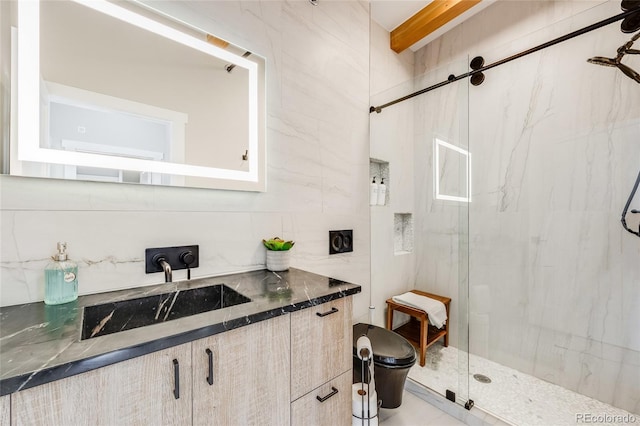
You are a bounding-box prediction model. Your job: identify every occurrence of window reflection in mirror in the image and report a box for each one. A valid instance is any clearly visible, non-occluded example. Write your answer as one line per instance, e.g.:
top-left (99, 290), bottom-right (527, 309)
top-left (9, 0), bottom-right (265, 191)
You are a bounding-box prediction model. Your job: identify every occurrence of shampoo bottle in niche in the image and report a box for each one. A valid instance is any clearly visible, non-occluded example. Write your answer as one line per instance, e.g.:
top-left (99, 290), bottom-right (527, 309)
top-left (369, 177), bottom-right (378, 206)
top-left (377, 178), bottom-right (386, 205)
top-left (44, 242), bottom-right (78, 305)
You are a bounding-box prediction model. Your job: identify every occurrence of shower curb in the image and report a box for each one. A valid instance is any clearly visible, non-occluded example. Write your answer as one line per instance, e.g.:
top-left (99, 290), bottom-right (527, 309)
top-left (404, 378), bottom-right (512, 426)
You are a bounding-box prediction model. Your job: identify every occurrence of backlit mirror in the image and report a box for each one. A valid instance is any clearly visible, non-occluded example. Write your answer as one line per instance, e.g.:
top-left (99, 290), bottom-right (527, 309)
top-left (11, 0), bottom-right (266, 191)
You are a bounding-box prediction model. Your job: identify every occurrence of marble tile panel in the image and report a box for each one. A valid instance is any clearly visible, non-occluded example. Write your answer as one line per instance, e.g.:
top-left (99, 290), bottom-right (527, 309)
top-left (370, 97), bottom-right (414, 163)
top-left (1, 210), bottom-right (294, 306)
top-left (370, 208), bottom-right (415, 328)
top-left (260, 108), bottom-right (324, 211)
top-left (407, 1), bottom-right (640, 416)
top-left (369, 24), bottom-right (420, 329)
top-left (279, 5), bottom-right (368, 118)
top-left (1, 0), bottom-right (372, 313)
top-left (141, 1), bottom-right (284, 56)
top-left (317, 113), bottom-right (370, 215)
top-left (369, 21), bottom-right (414, 98)
top-left (613, 358), bottom-right (640, 414)
top-left (284, 212), bottom-right (370, 320)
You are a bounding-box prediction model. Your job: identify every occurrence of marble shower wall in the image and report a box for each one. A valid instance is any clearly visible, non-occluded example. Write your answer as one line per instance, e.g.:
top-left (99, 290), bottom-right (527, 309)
top-left (413, 0), bottom-right (640, 414)
top-left (369, 20), bottom-right (415, 327)
top-left (412, 57), bottom-right (470, 351)
top-left (0, 1), bottom-right (371, 321)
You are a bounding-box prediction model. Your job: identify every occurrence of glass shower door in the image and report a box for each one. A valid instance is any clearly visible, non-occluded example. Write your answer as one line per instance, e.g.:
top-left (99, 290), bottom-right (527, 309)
top-left (465, 1), bottom-right (640, 423)
top-left (368, 56), bottom-right (471, 408)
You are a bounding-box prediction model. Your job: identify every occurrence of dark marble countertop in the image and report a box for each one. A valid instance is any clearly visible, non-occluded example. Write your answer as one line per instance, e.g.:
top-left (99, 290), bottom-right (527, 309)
top-left (0, 268), bottom-right (361, 396)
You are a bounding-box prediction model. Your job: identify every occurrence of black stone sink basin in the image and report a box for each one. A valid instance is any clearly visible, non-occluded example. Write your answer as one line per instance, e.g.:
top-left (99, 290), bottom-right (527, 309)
top-left (81, 284), bottom-right (251, 340)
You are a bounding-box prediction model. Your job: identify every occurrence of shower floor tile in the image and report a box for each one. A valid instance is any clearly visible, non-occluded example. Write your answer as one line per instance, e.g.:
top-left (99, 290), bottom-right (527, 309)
top-left (408, 343), bottom-right (637, 426)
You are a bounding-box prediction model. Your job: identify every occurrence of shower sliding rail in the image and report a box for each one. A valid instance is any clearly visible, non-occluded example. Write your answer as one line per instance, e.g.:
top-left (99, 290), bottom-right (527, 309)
top-left (370, 6), bottom-right (640, 114)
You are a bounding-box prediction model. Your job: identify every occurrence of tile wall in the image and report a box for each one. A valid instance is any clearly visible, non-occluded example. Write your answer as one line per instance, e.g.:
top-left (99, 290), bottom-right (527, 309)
top-left (412, 0), bottom-right (640, 414)
top-left (369, 20), bottom-right (415, 327)
top-left (0, 1), bottom-right (371, 322)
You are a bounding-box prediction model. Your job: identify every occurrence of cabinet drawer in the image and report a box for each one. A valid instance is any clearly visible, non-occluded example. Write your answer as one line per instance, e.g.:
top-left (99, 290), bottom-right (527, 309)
top-left (291, 370), bottom-right (352, 426)
top-left (291, 297), bottom-right (352, 400)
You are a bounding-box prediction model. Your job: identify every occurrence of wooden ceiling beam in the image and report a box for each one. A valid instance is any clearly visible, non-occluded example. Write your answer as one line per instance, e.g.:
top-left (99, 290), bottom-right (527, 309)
top-left (206, 34), bottom-right (229, 49)
top-left (390, 0), bottom-right (482, 53)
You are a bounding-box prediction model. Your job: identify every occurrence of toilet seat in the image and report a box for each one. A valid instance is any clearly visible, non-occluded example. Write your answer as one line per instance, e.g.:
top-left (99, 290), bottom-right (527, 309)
top-left (353, 323), bottom-right (416, 368)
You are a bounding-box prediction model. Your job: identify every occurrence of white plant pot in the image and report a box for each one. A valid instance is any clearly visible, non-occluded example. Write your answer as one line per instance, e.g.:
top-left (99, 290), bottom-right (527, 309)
top-left (266, 250), bottom-right (291, 272)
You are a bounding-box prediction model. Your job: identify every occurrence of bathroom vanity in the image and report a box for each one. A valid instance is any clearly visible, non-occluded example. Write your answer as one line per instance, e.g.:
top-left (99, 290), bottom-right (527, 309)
top-left (0, 268), bottom-right (360, 425)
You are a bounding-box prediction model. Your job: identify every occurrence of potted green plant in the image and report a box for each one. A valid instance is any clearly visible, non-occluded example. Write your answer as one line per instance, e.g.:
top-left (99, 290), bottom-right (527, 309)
top-left (262, 237), bottom-right (295, 272)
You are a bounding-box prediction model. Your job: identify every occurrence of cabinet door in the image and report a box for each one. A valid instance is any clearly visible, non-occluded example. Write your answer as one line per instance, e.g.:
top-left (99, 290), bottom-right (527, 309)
top-left (0, 395), bottom-right (9, 426)
top-left (192, 314), bottom-right (290, 426)
top-left (11, 343), bottom-right (192, 426)
top-left (291, 370), bottom-right (352, 426)
top-left (291, 297), bottom-right (352, 400)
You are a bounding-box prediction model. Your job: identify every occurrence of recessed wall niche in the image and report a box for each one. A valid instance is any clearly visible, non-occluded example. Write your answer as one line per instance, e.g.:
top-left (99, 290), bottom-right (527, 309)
top-left (369, 158), bottom-right (389, 206)
top-left (394, 213), bottom-right (413, 255)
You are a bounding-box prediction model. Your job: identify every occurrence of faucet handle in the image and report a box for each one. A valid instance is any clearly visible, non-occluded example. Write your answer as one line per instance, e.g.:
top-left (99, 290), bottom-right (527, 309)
top-left (145, 245), bottom-right (199, 277)
top-left (180, 251), bottom-right (195, 280)
top-left (180, 251), bottom-right (195, 266)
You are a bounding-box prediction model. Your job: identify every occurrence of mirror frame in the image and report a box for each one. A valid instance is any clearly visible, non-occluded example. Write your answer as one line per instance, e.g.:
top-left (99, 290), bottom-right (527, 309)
top-left (14, 0), bottom-right (266, 191)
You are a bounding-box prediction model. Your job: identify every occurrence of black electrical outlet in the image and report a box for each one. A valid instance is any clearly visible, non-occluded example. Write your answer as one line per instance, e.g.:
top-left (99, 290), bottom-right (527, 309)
top-left (329, 230), bottom-right (353, 254)
top-left (145, 245), bottom-right (199, 274)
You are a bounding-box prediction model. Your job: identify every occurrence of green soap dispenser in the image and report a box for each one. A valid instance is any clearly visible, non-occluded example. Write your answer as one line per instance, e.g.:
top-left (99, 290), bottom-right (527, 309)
top-left (44, 242), bottom-right (78, 305)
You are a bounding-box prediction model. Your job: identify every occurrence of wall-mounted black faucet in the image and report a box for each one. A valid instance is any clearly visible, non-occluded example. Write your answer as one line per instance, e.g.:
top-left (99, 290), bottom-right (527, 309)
top-left (152, 254), bottom-right (173, 282)
top-left (145, 245), bottom-right (199, 282)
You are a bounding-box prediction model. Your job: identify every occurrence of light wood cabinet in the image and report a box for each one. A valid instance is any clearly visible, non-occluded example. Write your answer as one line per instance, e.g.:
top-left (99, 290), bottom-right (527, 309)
top-left (291, 296), bottom-right (353, 426)
top-left (291, 370), bottom-right (352, 426)
top-left (192, 314), bottom-right (290, 426)
top-left (11, 343), bottom-right (192, 426)
top-left (6, 294), bottom-right (355, 426)
top-left (0, 395), bottom-right (9, 426)
top-left (291, 297), bottom-right (352, 400)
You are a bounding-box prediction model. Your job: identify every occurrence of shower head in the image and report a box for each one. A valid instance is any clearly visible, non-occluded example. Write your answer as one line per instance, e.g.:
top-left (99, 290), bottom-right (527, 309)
top-left (587, 30), bottom-right (640, 83)
top-left (587, 57), bottom-right (640, 82)
top-left (587, 56), bottom-right (619, 67)
top-left (617, 62), bottom-right (640, 82)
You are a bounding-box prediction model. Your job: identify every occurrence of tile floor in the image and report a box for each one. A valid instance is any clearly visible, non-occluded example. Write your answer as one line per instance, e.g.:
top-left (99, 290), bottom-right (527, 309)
top-left (379, 391), bottom-right (466, 426)
top-left (407, 342), bottom-right (638, 426)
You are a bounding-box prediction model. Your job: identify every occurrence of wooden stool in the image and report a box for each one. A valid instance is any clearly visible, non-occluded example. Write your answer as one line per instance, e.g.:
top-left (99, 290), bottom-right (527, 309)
top-left (385, 290), bottom-right (451, 367)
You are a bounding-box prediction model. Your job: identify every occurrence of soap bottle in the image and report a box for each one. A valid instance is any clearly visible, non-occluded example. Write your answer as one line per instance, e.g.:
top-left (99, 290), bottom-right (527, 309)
top-left (369, 177), bottom-right (378, 206)
top-left (377, 178), bottom-right (387, 205)
top-left (44, 242), bottom-right (78, 305)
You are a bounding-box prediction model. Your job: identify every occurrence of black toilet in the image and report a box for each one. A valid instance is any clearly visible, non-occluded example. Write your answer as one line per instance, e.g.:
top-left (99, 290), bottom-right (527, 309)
top-left (352, 323), bottom-right (417, 408)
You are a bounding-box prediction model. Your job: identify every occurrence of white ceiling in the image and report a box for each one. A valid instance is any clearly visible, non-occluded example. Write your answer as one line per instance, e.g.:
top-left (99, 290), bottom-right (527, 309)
top-left (370, 0), bottom-right (428, 32)
top-left (370, 0), bottom-right (496, 52)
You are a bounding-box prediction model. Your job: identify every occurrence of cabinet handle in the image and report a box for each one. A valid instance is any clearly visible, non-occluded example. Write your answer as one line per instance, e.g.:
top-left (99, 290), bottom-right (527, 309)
top-left (206, 348), bottom-right (214, 386)
top-left (316, 387), bottom-right (339, 403)
top-left (316, 307), bottom-right (339, 317)
top-left (173, 359), bottom-right (180, 399)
